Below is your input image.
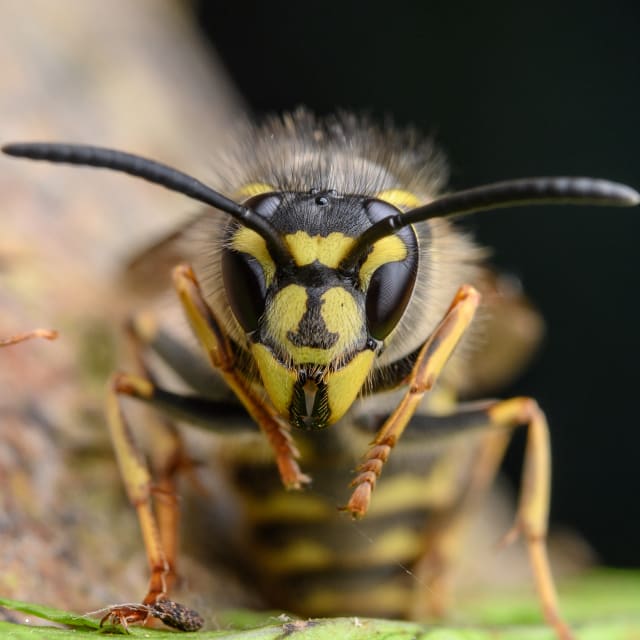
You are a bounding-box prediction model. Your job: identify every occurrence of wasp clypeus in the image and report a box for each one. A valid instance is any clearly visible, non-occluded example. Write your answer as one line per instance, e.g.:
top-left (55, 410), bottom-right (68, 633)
top-left (3, 111), bottom-right (638, 638)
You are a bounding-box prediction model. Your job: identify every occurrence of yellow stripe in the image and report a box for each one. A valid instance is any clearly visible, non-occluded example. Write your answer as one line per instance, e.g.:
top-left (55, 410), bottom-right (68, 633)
top-left (375, 188), bottom-right (422, 210)
top-left (254, 539), bottom-right (335, 573)
top-left (285, 231), bottom-right (355, 267)
top-left (299, 582), bottom-right (413, 617)
top-left (231, 227), bottom-right (276, 286)
top-left (366, 458), bottom-right (463, 516)
top-left (358, 235), bottom-right (407, 289)
top-left (242, 492), bottom-right (333, 522)
top-left (362, 526), bottom-right (424, 564)
top-left (235, 182), bottom-right (274, 199)
top-left (253, 526), bottom-right (423, 574)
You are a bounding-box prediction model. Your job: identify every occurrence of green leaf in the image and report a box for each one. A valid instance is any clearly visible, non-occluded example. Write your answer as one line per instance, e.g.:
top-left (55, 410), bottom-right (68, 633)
top-left (1, 571), bottom-right (639, 639)
top-left (0, 597), bottom-right (102, 630)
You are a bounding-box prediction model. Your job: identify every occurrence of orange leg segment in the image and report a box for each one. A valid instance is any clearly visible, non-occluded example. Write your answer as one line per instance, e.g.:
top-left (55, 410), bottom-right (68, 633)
top-left (488, 397), bottom-right (573, 640)
top-left (343, 280), bottom-right (573, 639)
top-left (413, 398), bottom-right (573, 640)
top-left (346, 284), bottom-right (481, 517)
top-left (0, 328), bottom-right (58, 346)
top-left (103, 372), bottom-right (204, 631)
top-left (105, 375), bottom-right (168, 604)
top-left (172, 263), bottom-right (310, 490)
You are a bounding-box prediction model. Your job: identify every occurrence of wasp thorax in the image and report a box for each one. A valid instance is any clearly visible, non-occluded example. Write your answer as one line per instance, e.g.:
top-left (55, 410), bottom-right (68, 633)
top-left (221, 191), bottom-right (419, 429)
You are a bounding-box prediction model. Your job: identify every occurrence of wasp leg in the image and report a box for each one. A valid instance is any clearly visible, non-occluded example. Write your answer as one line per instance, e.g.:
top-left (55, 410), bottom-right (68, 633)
top-left (402, 400), bottom-right (572, 640)
top-left (105, 374), bottom-right (169, 612)
top-left (103, 308), bottom-right (254, 631)
top-left (346, 284), bottom-right (481, 518)
top-left (0, 328), bottom-right (58, 346)
top-left (172, 263), bottom-right (310, 490)
top-left (104, 372), bottom-right (205, 630)
top-left (487, 397), bottom-right (573, 640)
top-left (122, 321), bottom-right (185, 602)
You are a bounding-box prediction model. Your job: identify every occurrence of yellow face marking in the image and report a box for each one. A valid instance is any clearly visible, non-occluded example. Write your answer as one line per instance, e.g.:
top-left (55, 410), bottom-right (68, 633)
top-left (256, 283), bottom-right (370, 423)
top-left (318, 287), bottom-right (362, 351)
top-left (265, 284), bottom-right (323, 363)
top-left (358, 235), bottom-right (407, 289)
top-left (375, 188), bottom-right (422, 210)
top-left (325, 349), bottom-right (375, 424)
top-left (235, 182), bottom-right (274, 199)
top-left (285, 230), bottom-right (355, 267)
top-left (231, 227), bottom-right (276, 286)
top-left (250, 343), bottom-right (297, 417)
top-left (265, 285), bottom-right (363, 365)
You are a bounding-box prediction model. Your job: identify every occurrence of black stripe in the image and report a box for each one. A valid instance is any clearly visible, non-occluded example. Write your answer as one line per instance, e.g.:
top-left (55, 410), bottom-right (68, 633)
top-left (268, 562), bottom-right (415, 599)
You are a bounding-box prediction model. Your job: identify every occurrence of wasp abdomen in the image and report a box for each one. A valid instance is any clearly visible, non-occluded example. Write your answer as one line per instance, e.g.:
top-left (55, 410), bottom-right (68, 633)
top-left (227, 425), bottom-right (481, 618)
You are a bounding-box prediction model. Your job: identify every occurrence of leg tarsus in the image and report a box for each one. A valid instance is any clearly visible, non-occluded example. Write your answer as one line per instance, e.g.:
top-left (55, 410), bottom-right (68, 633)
top-left (487, 396), bottom-right (574, 640)
top-left (386, 395), bottom-right (572, 639)
top-left (105, 372), bottom-right (190, 620)
top-left (345, 285), bottom-right (481, 517)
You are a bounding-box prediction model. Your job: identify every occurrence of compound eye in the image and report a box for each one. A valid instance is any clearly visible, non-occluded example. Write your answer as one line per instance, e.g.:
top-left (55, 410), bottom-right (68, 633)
top-left (366, 258), bottom-right (418, 340)
top-left (221, 192), bottom-right (281, 334)
top-left (363, 199), bottom-right (419, 340)
top-left (222, 245), bottom-right (267, 334)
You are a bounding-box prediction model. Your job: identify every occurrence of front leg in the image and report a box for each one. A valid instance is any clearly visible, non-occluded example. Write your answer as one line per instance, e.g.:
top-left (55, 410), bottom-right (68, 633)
top-left (346, 284), bottom-right (481, 517)
top-left (173, 263), bottom-right (310, 490)
top-left (103, 372), bottom-right (204, 632)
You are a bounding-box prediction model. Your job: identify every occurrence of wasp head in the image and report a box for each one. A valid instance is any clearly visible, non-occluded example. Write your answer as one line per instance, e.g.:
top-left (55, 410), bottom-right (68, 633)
top-left (222, 189), bottom-right (419, 429)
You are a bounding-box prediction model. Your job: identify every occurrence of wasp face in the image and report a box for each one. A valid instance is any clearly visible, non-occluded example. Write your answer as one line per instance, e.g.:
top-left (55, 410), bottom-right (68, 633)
top-left (222, 190), bottom-right (419, 429)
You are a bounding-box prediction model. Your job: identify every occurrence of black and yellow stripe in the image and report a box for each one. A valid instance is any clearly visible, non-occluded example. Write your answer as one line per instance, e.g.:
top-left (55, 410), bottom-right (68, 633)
top-left (228, 424), bottom-right (481, 618)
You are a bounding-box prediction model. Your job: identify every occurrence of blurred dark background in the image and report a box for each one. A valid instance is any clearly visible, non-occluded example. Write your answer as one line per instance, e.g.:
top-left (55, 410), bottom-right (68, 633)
top-left (192, 1), bottom-right (640, 567)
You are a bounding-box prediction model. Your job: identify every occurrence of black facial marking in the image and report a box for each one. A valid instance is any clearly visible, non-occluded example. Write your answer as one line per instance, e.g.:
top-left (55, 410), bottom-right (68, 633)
top-left (286, 291), bottom-right (339, 350)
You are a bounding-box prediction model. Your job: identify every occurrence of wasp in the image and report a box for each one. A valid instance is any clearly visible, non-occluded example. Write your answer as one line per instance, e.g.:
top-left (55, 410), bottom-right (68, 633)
top-left (3, 112), bottom-right (638, 638)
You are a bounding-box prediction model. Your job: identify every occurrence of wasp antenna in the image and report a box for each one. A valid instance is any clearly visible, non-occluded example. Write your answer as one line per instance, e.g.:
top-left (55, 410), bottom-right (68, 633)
top-left (340, 176), bottom-right (640, 270)
top-left (2, 142), bottom-right (292, 264)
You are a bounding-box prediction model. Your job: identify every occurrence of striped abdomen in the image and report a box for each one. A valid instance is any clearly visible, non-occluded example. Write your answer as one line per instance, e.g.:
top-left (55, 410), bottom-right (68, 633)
top-left (227, 424), bottom-right (481, 618)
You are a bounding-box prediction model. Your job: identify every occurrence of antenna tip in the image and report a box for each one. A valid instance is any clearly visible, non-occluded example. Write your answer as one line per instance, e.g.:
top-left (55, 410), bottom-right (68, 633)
top-left (608, 181), bottom-right (640, 206)
top-left (626, 186), bottom-right (640, 206)
top-left (2, 143), bottom-right (19, 155)
top-left (2, 142), bottom-right (55, 159)
top-left (580, 178), bottom-right (639, 207)
top-left (1, 142), bottom-right (42, 158)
